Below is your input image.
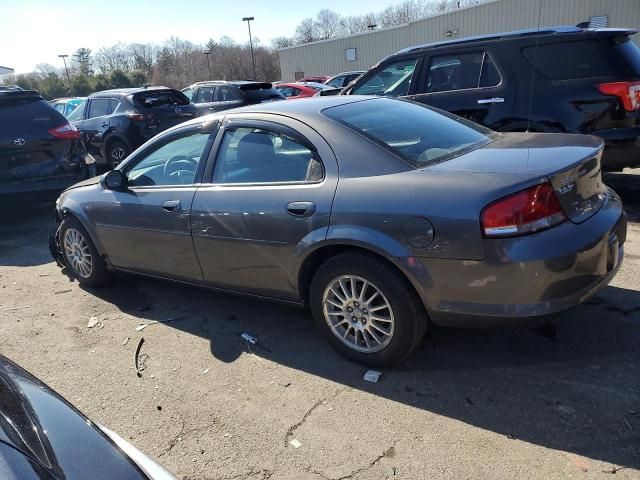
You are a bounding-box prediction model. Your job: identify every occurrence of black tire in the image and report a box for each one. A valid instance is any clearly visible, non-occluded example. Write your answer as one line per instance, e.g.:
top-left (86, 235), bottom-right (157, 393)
top-left (310, 253), bottom-right (428, 367)
top-left (59, 216), bottom-right (111, 287)
top-left (106, 139), bottom-right (130, 169)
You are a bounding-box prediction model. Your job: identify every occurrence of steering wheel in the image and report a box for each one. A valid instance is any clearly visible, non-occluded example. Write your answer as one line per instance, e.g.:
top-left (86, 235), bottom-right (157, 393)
top-left (163, 155), bottom-right (198, 181)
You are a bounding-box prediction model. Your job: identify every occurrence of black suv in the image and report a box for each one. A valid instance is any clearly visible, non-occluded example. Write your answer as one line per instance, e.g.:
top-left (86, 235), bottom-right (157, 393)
top-left (344, 26), bottom-right (640, 170)
top-left (68, 87), bottom-right (196, 168)
top-left (1, 89), bottom-right (85, 202)
top-left (181, 81), bottom-right (284, 115)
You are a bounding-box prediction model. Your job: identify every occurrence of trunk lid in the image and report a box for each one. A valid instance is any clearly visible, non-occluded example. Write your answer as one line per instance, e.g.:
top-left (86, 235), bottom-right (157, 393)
top-left (0, 92), bottom-right (77, 184)
top-left (430, 132), bottom-right (607, 223)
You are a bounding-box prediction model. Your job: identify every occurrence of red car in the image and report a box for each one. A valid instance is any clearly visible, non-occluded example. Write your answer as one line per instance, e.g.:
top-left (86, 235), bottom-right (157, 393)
top-left (275, 82), bottom-right (330, 100)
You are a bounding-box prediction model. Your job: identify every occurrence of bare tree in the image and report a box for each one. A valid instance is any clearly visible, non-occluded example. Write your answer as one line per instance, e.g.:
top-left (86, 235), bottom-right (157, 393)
top-left (272, 36), bottom-right (295, 49)
top-left (294, 18), bottom-right (318, 44)
top-left (315, 10), bottom-right (345, 39)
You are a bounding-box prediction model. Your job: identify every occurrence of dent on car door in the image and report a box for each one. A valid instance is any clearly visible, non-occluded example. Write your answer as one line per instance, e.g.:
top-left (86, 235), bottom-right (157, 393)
top-left (411, 49), bottom-right (512, 128)
top-left (191, 116), bottom-right (339, 300)
top-left (91, 124), bottom-right (217, 280)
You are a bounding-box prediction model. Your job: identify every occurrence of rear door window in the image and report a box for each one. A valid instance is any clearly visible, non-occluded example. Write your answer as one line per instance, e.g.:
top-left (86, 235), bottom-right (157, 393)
top-left (425, 51), bottom-right (500, 93)
top-left (194, 87), bottom-right (216, 103)
top-left (523, 40), bottom-right (627, 80)
top-left (351, 58), bottom-right (418, 97)
top-left (213, 127), bottom-right (323, 183)
top-left (215, 86), bottom-right (242, 101)
top-left (87, 98), bottom-right (111, 119)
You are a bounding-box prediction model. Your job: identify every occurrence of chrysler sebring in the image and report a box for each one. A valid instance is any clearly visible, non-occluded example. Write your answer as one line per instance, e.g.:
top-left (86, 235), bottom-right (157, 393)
top-left (51, 97), bottom-right (626, 366)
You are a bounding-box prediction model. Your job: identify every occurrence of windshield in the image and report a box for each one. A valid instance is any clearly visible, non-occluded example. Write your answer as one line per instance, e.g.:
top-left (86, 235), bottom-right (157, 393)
top-left (324, 98), bottom-right (495, 167)
top-left (66, 100), bottom-right (86, 122)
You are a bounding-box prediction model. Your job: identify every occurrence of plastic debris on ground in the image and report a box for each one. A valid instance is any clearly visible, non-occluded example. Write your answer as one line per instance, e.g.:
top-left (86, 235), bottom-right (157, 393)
top-left (87, 316), bottom-right (101, 328)
top-left (121, 337), bottom-right (129, 346)
top-left (289, 439), bottom-right (302, 448)
top-left (363, 370), bottom-right (382, 383)
top-left (202, 368), bottom-right (209, 375)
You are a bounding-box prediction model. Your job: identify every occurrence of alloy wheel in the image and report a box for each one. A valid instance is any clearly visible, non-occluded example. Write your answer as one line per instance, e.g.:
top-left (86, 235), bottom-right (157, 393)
top-left (63, 228), bottom-right (92, 279)
top-left (111, 145), bottom-right (126, 166)
top-left (322, 275), bottom-right (395, 353)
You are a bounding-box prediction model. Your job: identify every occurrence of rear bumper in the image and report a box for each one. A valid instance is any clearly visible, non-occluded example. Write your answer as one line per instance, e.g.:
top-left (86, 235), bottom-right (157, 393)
top-left (408, 189), bottom-right (626, 328)
top-left (594, 126), bottom-right (640, 170)
top-left (0, 174), bottom-right (85, 203)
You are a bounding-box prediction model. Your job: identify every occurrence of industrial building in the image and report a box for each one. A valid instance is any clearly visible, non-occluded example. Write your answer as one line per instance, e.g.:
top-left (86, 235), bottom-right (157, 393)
top-left (277, 0), bottom-right (640, 82)
top-left (0, 66), bottom-right (14, 76)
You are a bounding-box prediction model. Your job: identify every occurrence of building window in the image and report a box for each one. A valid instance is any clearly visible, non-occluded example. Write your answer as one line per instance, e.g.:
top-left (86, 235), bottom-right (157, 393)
top-left (589, 15), bottom-right (608, 28)
top-left (345, 48), bottom-right (357, 62)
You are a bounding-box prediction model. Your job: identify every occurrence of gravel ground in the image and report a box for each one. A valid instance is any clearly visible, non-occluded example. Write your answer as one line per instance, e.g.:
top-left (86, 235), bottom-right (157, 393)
top-left (1, 171), bottom-right (639, 480)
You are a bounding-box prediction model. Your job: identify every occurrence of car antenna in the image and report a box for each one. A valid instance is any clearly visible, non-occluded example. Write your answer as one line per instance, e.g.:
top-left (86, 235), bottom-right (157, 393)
top-left (525, 0), bottom-right (543, 133)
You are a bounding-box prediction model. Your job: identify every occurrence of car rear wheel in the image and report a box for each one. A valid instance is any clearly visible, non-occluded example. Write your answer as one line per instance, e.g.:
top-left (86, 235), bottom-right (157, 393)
top-left (60, 217), bottom-right (111, 287)
top-left (107, 140), bottom-right (130, 169)
top-left (310, 253), bottom-right (428, 367)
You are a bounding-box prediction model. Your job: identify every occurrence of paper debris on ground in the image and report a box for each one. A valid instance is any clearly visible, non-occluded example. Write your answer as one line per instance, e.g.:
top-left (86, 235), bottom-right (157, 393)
top-left (289, 439), bottom-right (302, 448)
top-left (87, 316), bottom-right (100, 328)
top-left (363, 370), bottom-right (382, 383)
top-left (241, 333), bottom-right (257, 344)
top-left (202, 368), bottom-right (209, 375)
top-left (121, 337), bottom-right (129, 346)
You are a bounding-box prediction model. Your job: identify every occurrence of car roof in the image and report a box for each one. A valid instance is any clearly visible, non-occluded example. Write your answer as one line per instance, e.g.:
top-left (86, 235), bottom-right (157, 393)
top-left (395, 26), bottom-right (638, 55)
top-left (89, 86), bottom-right (174, 98)
top-left (187, 80), bottom-right (271, 88)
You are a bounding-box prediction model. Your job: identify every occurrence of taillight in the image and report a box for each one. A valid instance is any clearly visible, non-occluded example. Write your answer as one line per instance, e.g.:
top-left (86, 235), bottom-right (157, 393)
top-left (596, 81), bottom-right (640, 111)
top-left (481, 183), bottom-right (566, 237)
top-left (127, 113), bottom-right (145, 121)
top-left (48, 123), bottom-right (81, 140)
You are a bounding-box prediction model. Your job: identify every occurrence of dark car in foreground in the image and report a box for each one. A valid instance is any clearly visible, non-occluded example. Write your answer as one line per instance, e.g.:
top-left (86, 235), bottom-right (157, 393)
top-left (182, 81), bottom-right (284, 116)
top-left (1, 89), bottom-right (85, 202)
top-left (0, 354), bottom-right (176, 479)
top-left (51, 97), bottom-right (625, 366)
top-left (343, 26), bottom-right (640, 170)
top-left (68, 87), bottom-right (196, 169)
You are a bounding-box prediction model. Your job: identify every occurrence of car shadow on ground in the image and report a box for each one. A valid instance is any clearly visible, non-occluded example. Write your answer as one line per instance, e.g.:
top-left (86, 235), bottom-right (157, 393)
top-left (0, 203), bottom-right (55, 267)
top-left (86, 274), bottom-right (640, 470)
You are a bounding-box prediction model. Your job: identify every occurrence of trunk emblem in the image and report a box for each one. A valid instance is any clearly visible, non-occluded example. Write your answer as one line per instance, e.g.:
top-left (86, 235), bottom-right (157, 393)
top-left (13, 137), bottom-right (25, 147)
top-left (175, 107), bottom-right (182, 114)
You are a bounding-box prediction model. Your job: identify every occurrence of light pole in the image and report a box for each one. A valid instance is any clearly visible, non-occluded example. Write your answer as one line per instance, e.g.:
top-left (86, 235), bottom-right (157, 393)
top-left (203, 51), bottom-right (212, 80)
top-left (242, 16), bottom-right (257, 80)
top-left (58, 54), bottom-right (71, 87)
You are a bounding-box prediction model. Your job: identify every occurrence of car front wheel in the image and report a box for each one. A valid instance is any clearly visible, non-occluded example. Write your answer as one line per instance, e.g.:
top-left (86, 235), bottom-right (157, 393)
top-left (310, 253), bottom-right (428, 367)
top-left (60, 217), bottom-right (111, 287)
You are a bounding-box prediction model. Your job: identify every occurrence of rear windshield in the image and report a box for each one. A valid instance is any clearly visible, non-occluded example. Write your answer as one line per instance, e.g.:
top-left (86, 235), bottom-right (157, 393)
top-left (615, 37), bottom-right (640, 75)
top-left (523, 39), bottom-right (629, 80)
top-left (324, 98), bottom-right (494, 168)
top-left (0, 98), bottom-right (65, 136)
top-left (132, 90), bottom-right (190, 109)
top-left (241, 85), bottom-right (284, 103)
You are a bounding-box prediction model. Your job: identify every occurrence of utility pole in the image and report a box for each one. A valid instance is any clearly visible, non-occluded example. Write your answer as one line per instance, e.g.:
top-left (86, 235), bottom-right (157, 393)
top-left (58, 54), bottom-right (71, 87)
top-left (204, 51), bottom-right (212, 80)
top-left (242, 16), bottom-right (257, 80)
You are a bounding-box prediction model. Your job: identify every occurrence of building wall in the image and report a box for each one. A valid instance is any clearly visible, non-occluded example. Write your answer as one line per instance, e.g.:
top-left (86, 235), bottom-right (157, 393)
top-left (277, 0), bottom-right (640, 81)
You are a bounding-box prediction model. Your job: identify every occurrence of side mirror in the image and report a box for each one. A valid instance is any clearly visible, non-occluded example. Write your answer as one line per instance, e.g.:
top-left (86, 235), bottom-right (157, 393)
top-left (102, 170), bottom-right (126, 190)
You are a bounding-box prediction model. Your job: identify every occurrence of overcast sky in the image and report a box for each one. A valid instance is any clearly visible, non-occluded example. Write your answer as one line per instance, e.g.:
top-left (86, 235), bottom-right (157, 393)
top-left (1, 0), bottom-right (397, 73)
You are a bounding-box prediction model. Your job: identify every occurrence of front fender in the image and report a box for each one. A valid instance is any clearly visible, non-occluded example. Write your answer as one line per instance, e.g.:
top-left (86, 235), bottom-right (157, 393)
top-left (58, 194), bottom-right (110, 265)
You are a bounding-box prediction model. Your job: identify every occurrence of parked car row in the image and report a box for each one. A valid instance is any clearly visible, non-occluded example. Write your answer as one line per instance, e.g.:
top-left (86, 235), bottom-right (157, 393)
top-left (337, 26), bottom-right (640, 171)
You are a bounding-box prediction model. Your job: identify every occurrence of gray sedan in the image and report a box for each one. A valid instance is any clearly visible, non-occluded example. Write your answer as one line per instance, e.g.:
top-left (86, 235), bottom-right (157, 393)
top-left (51, 96), bottom-right (626, 366)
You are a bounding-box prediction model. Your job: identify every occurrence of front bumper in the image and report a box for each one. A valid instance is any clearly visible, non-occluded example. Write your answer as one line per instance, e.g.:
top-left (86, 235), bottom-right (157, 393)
top-left (408, 189), bottom-right (626, 328)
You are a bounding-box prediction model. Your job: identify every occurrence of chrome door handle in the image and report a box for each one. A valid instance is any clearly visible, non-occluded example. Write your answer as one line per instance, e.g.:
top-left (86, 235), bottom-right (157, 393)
top-left (286, 201), bottom-right (316, 217)
top-left (477, 97), bottom-right (505, 104)
top-left (161, 200), bottom-right (181, 212)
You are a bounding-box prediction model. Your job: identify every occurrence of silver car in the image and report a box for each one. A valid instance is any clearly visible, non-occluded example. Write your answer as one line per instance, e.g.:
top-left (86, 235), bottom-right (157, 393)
top-left (51, 97), bottom-right (626, 366)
